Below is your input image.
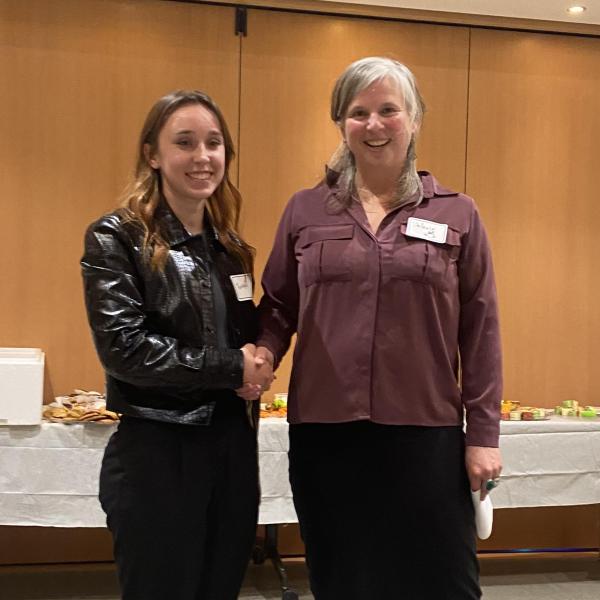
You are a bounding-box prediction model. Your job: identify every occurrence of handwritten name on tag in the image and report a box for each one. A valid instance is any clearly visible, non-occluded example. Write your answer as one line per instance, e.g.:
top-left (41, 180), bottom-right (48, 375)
top-left (405, 217), bottom-right (448, 244)
top-left (230, 274), bottom-right (253, 301)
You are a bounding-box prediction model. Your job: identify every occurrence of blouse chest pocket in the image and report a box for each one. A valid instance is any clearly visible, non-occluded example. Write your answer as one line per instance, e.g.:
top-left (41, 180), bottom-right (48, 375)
top-left (384, 223), bottom-right (462, 290)
top-left (297, 224), bottom-right (354, 287)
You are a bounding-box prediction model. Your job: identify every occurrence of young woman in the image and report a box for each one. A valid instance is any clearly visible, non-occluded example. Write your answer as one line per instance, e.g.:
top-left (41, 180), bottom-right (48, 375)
top-left (82, 90), bottom-right (272, 600)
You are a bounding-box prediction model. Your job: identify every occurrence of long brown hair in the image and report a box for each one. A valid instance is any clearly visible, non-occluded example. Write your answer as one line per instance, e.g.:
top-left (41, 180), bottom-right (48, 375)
top-left (119, 90), bottom-right (253, 272)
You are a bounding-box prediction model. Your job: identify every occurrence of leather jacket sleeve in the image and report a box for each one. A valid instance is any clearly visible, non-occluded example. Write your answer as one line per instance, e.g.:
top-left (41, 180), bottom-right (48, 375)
top-left (81, 218), bottom-right (244, 392)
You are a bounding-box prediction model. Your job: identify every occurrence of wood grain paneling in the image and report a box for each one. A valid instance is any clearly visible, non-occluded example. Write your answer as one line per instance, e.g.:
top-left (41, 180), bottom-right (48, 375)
top-left (276, 505), bottom-right (600, 555)
top-left (467, 29), bottom-right (600, 408)
top-left (239, 9), bottom-right (469, 399)
top-left (2, 503), bottom-right (597, 564)
top-left (1, 1), bottom-right (599, 563)
top-left (198, 0), bottom-right (600, 37)
top-left (0, 0), bottom-right (240, 399)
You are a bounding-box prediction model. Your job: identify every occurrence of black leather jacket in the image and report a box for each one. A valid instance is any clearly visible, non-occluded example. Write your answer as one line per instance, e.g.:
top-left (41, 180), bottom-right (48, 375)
top-left (81, 203), bottom-right (257, 425)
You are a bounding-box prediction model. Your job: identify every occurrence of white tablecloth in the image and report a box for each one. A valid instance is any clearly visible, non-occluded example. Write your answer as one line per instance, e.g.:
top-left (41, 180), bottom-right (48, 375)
top-left (0, 419), bottom-right (294, 527)
top-left (494, 418), bottom-right (600, 508)
top-left (1, 417), bottom-right (599, 527)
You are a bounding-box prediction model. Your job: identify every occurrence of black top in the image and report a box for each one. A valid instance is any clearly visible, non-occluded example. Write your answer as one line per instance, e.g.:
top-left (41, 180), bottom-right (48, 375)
top-left (197, 232), bottom-right (230, 350)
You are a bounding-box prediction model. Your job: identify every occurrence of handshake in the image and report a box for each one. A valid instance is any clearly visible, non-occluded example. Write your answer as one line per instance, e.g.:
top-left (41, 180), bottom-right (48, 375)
top-left (236, 344), bottom-right (275, 401)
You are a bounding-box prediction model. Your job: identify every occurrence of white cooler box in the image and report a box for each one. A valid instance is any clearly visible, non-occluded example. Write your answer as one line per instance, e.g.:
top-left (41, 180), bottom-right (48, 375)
top-left (0, 347), bottom-right (45, 425)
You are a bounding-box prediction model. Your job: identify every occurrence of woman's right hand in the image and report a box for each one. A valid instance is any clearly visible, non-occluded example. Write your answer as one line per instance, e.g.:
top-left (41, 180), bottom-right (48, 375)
top-left (235, 381), bottom-right (262, 401)
top-left (236, 344), bottom-right (274, 399)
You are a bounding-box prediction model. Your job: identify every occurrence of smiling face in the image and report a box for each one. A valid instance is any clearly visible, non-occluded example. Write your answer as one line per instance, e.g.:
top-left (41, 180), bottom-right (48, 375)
top-left (147, 103), bottom-right (226, 207)
top-left (342, 77), bottom-right (417, 178)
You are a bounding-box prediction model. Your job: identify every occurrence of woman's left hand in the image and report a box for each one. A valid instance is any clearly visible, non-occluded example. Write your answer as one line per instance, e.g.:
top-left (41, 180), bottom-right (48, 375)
top-left (235, 382), bottom-right (262, 401)
top-left (465, 446), bottom-right (502, 500)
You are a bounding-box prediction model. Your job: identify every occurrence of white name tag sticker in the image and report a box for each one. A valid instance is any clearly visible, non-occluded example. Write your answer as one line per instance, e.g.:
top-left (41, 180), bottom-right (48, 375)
top-left (230, 274), bottom-right (253, 301)
top-left (405, 217), bottom-right (448, 244)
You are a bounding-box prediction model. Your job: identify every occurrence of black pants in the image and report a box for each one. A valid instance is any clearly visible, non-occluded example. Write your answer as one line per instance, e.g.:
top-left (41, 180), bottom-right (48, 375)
top-left (289, 422), bottom-right (481, 600)
top-left (99, 399), bottom-right (259, 600)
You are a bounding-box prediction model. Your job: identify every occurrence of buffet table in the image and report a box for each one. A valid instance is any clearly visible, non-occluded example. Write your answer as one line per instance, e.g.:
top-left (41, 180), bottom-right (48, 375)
top-left (1, 417), bottom-right (600, 527)
top-left (494, 417), bottom-right (600, 508)
top-left (0, 419), bottom-right (294, 527)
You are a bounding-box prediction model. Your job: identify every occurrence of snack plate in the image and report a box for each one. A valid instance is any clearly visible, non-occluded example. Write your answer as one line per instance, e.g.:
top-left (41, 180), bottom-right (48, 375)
top-left (259, 411), bottom-right (287, 419)
top-left (45, 417), bottom-right (118, 425)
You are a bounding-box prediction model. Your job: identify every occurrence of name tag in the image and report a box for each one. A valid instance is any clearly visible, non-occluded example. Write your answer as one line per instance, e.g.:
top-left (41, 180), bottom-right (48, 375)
top-left (405, 217), bottom-right (448, 244)
top-left (230, 274), bottom-right (253, 301)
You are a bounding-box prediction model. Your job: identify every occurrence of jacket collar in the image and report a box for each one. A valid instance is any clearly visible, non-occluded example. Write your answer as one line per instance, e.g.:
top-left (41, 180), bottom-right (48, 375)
top-left (155, 199), bottom-right (223, 249)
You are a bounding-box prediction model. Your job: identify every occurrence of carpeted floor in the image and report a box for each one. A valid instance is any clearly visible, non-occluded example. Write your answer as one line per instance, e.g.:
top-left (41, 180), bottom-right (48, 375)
top-left (0, 554), bottom-right (599, 599)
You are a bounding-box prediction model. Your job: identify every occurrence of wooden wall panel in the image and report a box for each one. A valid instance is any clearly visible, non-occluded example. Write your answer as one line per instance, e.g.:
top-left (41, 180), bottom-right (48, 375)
top-left (2, 503), bottom-right (597, 564)
top-left (1, 0), bottom-right (599, 564)
top-left (467, 30), bottom-right (600, 408)
top-left (0, 0), bottom-right (240, 400)
top-left (205, 0), bottom-right (600, 37)
top-left (239, 10), bottom-right (469, 399)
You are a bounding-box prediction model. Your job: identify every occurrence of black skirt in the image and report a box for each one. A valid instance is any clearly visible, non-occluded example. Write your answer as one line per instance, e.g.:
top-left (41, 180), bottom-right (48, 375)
top-left (289, 421), bottom-right (481, 600)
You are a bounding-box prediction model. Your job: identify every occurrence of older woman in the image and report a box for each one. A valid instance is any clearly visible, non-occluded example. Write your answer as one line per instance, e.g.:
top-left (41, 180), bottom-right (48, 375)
top-left (256, 57), bottom-right (502, 599)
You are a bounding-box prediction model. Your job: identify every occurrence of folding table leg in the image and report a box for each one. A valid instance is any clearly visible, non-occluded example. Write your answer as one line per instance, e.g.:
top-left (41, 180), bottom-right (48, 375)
top-left (253, 524), bottom-right (299, 600)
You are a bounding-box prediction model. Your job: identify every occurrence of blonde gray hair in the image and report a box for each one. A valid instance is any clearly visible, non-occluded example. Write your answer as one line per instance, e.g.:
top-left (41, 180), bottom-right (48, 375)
top-left (328, 57), bottom-right (426, 209)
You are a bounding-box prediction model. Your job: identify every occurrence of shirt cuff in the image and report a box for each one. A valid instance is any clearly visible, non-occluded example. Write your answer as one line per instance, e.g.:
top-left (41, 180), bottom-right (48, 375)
top-left (255, 337), bottom-right (281, 369)
top-left (465, 419), bottom-right (500, 447)
top-left (219, 348), bottom-right (245, 389)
